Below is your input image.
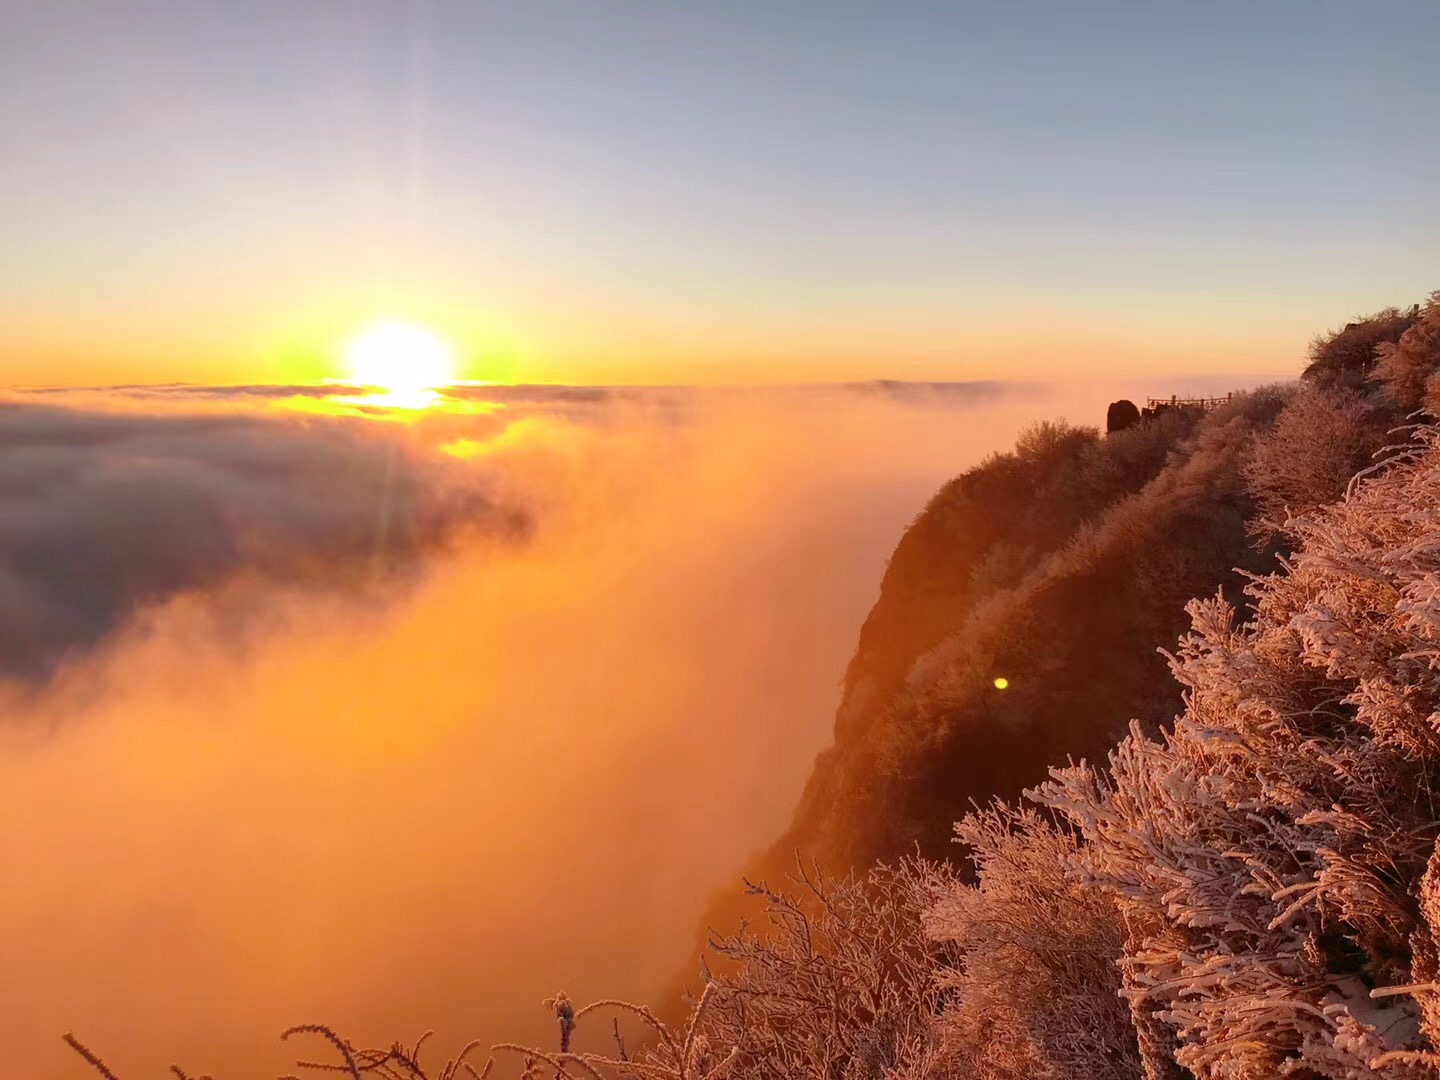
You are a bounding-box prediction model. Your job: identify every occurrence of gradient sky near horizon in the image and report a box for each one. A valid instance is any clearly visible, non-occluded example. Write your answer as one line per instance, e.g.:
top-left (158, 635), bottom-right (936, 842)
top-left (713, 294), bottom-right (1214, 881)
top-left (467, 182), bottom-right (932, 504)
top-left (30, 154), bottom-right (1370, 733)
top-left (3, 0), bottom-right (1438, 387)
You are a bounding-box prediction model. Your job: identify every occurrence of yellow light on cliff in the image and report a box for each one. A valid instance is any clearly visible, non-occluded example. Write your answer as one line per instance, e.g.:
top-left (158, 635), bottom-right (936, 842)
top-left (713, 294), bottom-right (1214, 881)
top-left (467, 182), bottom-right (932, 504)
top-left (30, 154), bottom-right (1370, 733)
top-left (993, 677), bottom-right (1009, 690)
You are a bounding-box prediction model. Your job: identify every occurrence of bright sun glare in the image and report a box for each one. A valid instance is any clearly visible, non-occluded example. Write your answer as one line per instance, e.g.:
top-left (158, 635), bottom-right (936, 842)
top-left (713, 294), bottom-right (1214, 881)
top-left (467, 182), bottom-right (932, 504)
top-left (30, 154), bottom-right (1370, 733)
top-left (344, 322), bottom-right (456, 407)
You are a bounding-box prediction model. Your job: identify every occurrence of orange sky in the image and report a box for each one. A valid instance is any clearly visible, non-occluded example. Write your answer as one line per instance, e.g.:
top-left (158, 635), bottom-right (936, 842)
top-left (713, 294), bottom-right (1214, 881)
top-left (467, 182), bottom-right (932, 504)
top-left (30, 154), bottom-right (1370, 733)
top-left (4, 3), bottom-right (1436, 389)
top-left (1, 281), bottom-right (1339, 389)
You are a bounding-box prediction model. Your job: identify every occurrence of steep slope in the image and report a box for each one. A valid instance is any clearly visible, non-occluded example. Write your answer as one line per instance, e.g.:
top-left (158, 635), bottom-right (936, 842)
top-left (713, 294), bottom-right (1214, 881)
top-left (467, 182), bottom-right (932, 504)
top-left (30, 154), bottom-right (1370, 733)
top-left (739, 299), bottom-right (1435, 880)
top-left (663, 300), bottom-right (1440, 1025)
top-left (787, 390), bottom-right (1288, 866)
top-left (835, 410), bottom-right (1198, 746)
top-left (663, 389), bottom-right (1292, 1022)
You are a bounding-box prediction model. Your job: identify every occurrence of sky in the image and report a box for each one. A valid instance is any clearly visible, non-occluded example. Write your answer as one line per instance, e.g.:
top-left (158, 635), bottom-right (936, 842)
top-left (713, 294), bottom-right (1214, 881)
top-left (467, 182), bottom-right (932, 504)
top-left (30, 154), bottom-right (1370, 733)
top-left (2, 0), bottom-right (1437, 387)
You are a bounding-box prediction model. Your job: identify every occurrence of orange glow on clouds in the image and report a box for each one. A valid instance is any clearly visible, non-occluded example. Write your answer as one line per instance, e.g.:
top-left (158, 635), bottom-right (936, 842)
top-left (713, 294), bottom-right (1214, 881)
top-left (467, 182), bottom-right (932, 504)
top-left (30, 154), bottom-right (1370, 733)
top-left (0, 383), bottom-right (1089, 1077)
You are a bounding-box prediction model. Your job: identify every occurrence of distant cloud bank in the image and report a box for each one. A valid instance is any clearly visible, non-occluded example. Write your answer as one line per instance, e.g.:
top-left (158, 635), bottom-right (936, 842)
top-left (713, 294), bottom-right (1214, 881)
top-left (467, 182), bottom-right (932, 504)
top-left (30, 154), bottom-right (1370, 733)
top-left (0, 380), bottom-right (1020, 684)
top-left (0, 394), bottom-right (520, 681)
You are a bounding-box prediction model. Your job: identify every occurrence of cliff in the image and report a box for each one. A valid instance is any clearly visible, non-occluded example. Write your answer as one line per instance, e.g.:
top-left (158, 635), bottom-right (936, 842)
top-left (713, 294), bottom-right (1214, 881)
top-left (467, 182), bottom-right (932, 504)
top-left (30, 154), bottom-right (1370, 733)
top-left (682, 301), bottom-right (1427, 962)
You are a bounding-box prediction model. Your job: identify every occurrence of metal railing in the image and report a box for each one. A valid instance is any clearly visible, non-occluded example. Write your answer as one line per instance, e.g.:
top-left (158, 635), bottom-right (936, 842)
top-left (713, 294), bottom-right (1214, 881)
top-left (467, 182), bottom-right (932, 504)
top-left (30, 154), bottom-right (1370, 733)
top-left (1144, 393), bottom-right (1233, 411)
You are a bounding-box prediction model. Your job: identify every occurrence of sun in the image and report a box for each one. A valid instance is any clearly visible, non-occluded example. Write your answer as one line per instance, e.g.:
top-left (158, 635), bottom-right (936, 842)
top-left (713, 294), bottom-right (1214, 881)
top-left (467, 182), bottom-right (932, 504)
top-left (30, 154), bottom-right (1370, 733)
top-left (344, 321), bottom-right (456, 407)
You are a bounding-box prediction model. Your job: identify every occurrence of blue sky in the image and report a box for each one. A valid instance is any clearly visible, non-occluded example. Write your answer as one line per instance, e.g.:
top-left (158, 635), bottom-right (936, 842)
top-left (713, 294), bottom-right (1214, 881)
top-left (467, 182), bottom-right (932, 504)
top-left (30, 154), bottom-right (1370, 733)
top-left (2, 0), bottom-right (1437, 384)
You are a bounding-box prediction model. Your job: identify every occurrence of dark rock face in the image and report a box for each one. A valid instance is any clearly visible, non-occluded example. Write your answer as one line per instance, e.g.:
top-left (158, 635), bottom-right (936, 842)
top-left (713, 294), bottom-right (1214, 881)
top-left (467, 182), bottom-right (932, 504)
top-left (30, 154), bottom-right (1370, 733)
top-left (1107, 399), bottom-right (1141, 433)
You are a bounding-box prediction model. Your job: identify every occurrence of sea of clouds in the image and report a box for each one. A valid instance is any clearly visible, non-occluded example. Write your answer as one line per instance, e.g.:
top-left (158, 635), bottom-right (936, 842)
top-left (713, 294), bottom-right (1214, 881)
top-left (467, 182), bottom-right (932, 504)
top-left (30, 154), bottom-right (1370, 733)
top-left (0, 377), bottom-right (1233, 1076)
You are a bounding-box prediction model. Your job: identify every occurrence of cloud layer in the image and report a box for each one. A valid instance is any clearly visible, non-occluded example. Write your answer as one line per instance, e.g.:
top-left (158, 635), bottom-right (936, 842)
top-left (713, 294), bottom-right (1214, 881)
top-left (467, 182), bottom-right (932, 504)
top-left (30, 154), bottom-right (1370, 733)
top-left (0, 395), bottom-right (526, 682)
top-left (2, 380), bottom-right (1115, 1077)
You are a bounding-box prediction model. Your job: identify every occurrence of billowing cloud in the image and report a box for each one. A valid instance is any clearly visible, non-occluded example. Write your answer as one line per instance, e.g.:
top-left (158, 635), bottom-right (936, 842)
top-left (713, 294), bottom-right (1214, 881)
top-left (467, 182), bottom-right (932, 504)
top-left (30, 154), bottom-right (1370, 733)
top-left (1, 379), bottom-right (1112, 1078)
top-left (0, 395), bottom-right (522, 681)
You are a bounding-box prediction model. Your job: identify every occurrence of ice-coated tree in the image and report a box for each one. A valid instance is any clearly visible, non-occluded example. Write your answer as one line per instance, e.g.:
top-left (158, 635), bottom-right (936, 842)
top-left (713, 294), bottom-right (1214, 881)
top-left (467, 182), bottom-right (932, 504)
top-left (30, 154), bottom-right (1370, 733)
top-left (1375, 293), bottom-right (1440, 412)
top-left (1301, 307), bottom-right (1419, 392)
top-left (922, 805), bottom-right (1142, 1080)
top-left (1242, 383), bottom-right (1384, 542)
top-left (696, 858), bottom-right (959, 1080)
top-left (1040, 421), bottom-right (1440, 1078)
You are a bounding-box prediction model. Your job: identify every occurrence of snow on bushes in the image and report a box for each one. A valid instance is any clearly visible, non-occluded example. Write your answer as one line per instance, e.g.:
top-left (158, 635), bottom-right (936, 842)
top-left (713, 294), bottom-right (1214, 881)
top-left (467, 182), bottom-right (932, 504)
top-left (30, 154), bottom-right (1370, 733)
top-left (1039, 424), bottom-right (1440, 1078)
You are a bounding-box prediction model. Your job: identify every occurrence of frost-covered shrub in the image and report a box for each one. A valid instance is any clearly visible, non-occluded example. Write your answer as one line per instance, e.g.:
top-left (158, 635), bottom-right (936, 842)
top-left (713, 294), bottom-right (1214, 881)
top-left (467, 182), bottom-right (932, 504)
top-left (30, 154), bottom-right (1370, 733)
top-left (1303, 307), bottom-right (1419, 392)
top-left (1375, 293), bottom-right (1440, 412)
top-left (1041, 423), bottom-right (1440, 1078)
top-left (1243, 383), bottom-right (1385, 542)
top-left (698, 858), bottom-right (959, 1080)
top-left (923, 806), bottom-right (1141, 1080)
